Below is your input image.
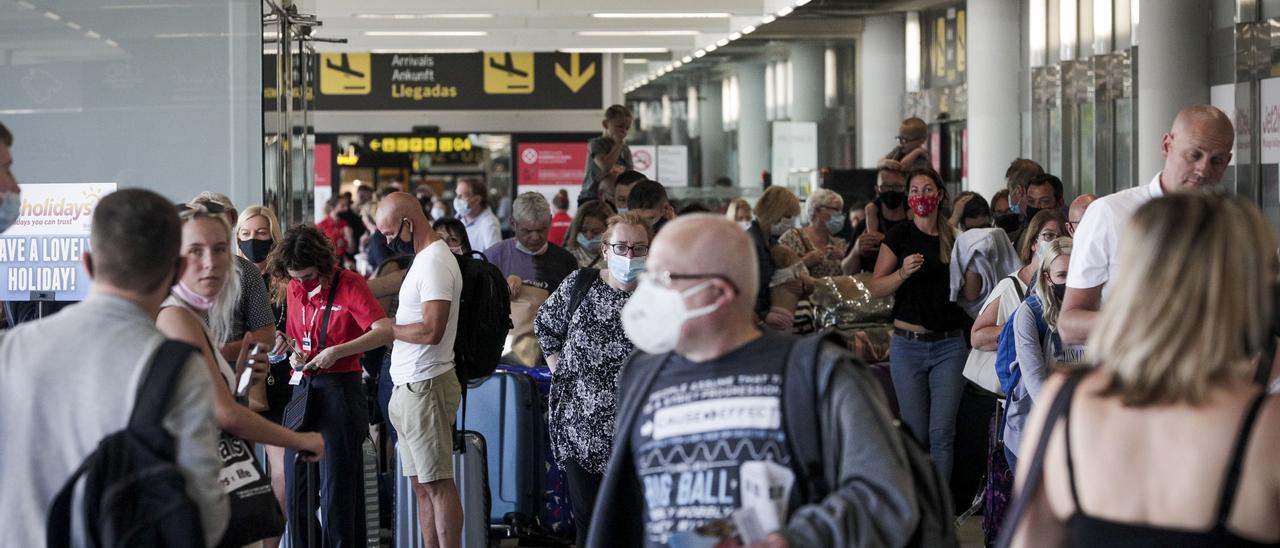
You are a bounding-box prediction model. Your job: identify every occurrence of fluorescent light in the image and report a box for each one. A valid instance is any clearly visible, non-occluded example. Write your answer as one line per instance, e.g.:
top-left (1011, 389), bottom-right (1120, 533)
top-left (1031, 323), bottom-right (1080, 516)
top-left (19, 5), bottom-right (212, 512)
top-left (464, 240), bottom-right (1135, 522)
top-left (66, 21), bottom-right (81, 30)
top-left (681, 55), bottom-right (693, 63)
top-left (694, 50), bottom-right (706, 58)
top-left (105, 39), bottom-right (119, 47)
top-left (761, 15), bottom-right (776, 24)
top-left (355, 13), bottom-right (494, 19)
top-left (592, 12), bottom-right (730, 18)
top-left (577, 30), bottom-right (699, 36)
top-left (729, 32), bottom-right (742, 40)
top-left (741, 25), bottom-right (757, 34)
top-left (370, 48), bottom-right (480, 54)
top-left (16, 1), bottom-right (34, 9)
top-left (673, 60), bottom-right (683, 68)
top-left (43, 11), bottom-right (61, 20)
top-left (776, 6), bottom-right (794, 17)
top-left (706, 43), bottom-right (718, 52)
top-left (85, 30), bottom-right (101, 39)
top-left (795, 0), bottom-right (812, 5)
top-left (363, 30), bottom-right (487, 36)
top-left (715, 38), bottom-right (729, 47)
top-left (559, 47), bottom-right (670, 53)
top-left (623, 58), bottom-right (650, 64)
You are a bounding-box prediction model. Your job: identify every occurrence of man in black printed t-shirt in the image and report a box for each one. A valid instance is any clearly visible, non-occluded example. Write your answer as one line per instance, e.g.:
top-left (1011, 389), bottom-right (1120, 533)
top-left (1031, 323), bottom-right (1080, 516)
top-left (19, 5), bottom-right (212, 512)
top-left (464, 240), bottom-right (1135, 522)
top-left (590, 214), bottom-right (916, 548)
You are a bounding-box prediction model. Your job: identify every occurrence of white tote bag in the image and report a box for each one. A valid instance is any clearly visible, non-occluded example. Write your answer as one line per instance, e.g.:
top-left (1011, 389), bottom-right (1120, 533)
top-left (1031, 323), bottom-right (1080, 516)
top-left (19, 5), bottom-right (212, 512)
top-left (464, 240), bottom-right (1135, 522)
top-left (963, 276), bottom-right (1026, 396)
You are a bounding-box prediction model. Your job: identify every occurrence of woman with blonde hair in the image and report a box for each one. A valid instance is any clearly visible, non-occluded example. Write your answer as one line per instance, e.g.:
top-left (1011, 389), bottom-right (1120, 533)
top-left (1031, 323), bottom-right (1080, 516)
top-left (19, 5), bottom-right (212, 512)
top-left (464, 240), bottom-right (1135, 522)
top-left (747, 186), bottom-right (802, 327)
top-left (725, 197), bottom-right (753, 230)
top-left (1000, 237), bottom-right (1073, 470)
top-left (1004, 193), bottom-right (1280, 547)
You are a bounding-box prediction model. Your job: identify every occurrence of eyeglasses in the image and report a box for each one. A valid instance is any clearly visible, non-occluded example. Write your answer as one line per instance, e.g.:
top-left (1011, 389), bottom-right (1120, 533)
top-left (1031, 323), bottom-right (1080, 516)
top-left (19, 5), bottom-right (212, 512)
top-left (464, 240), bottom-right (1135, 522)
top-left (1066, 221), bottom-right (1080, 232)
top-left (895, 135), bottom-right (921, 145)
top-left (1037, 231), bottom-right (1061, 242)
top-left (642, 270), bottom-right (740, 294)
top-left (607, 242), bottom-right (650, 257)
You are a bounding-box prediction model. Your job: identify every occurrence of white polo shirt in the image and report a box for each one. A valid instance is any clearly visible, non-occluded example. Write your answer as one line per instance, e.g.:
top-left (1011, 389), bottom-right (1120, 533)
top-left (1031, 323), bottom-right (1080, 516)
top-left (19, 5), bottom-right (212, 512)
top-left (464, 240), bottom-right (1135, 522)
top-left (1066, 172), bottom-right (1164, 302)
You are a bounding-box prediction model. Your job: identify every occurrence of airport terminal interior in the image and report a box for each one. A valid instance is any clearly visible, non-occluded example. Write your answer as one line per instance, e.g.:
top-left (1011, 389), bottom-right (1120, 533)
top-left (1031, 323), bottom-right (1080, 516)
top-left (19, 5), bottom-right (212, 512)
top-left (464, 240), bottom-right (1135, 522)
top-left (3, 0), bottom-right (1280, 547)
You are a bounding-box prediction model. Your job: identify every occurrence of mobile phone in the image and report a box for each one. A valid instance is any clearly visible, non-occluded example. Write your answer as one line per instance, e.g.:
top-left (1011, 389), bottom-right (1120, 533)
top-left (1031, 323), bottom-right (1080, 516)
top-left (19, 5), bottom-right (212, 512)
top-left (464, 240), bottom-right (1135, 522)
top-left (236, 368), bottom-right (253, 397)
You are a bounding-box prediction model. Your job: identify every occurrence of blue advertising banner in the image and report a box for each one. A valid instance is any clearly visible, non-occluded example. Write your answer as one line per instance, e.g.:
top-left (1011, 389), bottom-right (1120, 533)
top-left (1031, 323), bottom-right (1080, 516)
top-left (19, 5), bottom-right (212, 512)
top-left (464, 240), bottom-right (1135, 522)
top-left (0, 183), bottom-right (115, 301)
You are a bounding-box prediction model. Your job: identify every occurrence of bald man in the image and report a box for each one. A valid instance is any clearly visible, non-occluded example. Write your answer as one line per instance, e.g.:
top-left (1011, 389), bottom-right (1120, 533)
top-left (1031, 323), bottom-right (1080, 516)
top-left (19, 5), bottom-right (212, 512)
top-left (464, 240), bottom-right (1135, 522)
top-left (589, 214), bottom-right (917, 548)
top-left (1066, 194), bottom-right (1096, 237)
top-left (879, 117), bottom-right (931, 172)
top-left (1059, 105), bottom-right (1234, 344)
top-left (375, 192), bottom-right (466, 548)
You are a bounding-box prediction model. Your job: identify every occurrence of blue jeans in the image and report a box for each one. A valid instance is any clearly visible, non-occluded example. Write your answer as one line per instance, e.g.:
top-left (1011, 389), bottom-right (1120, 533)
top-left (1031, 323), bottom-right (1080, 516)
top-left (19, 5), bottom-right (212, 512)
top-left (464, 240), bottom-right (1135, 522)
top-left (890, 334), bottom-right (968, 484)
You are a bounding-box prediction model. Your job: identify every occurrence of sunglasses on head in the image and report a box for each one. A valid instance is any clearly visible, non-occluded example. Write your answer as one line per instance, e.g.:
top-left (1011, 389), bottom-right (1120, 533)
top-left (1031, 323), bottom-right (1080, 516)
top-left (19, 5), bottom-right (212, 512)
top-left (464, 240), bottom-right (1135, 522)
top-left (176, 200), bottom-right (227, 216)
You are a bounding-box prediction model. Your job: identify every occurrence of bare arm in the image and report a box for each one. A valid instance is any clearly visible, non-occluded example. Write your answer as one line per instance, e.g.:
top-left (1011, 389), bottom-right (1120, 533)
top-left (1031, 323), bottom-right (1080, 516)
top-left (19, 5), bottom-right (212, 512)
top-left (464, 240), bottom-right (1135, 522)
top-left (864, 202), bottom-right (881, 234)
top-left (321, 318), bottom-right (394, 362)
top-left (592, 139), bottom-right (625, 174)
top-left (971, 296), bottom-right (1003, 352)
top-left (1009, 375), bottom-right (1070, 547)
top-left (393, 300), bottom-right (451, 345)
top-left (157, 307), bottom-right (324, 458)
top-left (219, 324), bottom-right (275, 363)
top-left (962, 270), bottom-right (983, 303)
top-left (1058, 286), bottom-right (1102, 345)
top-left (867, 245), bottom-right (905, 299)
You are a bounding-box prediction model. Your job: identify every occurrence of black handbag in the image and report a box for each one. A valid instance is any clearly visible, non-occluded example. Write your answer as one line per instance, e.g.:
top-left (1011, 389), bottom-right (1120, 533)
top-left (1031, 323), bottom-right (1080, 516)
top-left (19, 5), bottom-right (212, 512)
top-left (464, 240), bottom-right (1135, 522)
top-left (283, 271), bottom-right (342, 431)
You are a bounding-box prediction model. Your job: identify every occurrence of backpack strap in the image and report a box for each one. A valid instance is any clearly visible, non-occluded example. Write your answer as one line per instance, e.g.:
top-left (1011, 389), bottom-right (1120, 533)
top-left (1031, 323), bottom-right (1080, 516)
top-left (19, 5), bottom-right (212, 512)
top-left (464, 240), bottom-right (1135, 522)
top-left (996, 371), bottom-right (1087, 548)
top-left (782, 332), bottom-right (845, 506)
top-left (47, 340), bottom-right (197, 548)
top-left (1006, 275), bottom-right (1025, 302)
top-left (566, 268), bottom-right (601, 321)
top-left (316, 270), bottom-right (343, 350)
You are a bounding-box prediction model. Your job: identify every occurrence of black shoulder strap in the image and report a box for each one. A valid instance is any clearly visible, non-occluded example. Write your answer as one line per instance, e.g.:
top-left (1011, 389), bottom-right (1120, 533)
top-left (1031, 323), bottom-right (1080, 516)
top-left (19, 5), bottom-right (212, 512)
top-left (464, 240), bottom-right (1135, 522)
top-left (782, 333), bottom-right (845, 506)
top-left (128, 340), bottom-right (198, 432)
top-left (317, 270), bottom-right (342, 349)
top-left (1214, 392), bottom-right (1270, 525)
top-left (48, 340), bottom-right (198, 548)
top-left (1007, 275), bottom-right (1026, 302)
top-left (566, 268), bottom-right (601, 321)
top-left (996, 371), bottom-right (1087, 548)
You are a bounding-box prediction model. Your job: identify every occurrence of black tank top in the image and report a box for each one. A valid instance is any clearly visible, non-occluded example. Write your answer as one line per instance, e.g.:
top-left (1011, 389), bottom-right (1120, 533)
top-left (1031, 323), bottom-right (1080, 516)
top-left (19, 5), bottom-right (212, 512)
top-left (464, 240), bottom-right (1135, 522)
top-left (1063, 392), bottom-right (1279, 547)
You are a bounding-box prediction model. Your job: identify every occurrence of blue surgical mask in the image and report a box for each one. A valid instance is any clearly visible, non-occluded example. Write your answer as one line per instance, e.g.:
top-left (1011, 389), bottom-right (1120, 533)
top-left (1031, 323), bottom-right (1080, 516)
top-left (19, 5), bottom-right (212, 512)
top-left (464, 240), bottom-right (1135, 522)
top-left (1038, 240), bottom-right (1053, 259)
top-left (825, 213), bottom-right (846, 234)
top-left (617, 207), bottom-right (630, 214)
top-left (0, 191), bottom-right (19, 233)
top-left (576, 232), bottom-right (602, 253)
top-left (453, 196), bottom-right (471, 218)
top-left (607, 252), bottom-right (645, 283)
top-left (1010, 201), bottom-right (1021, 215)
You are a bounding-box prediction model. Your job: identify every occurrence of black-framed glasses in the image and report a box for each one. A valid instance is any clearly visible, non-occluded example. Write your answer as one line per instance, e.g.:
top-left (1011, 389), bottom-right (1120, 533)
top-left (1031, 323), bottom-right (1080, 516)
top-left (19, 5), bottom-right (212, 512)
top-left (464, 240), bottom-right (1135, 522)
top-left (1066, 221), bottom-right (1080, 233)
top-left (1038, 231), bottom-right (1061, 242)
top-left (607, 242), bottom-right (650, 257)
top-left (895, 135), bottom-right (921, 145)
top-left (643, 270), bottom-right (741, 294)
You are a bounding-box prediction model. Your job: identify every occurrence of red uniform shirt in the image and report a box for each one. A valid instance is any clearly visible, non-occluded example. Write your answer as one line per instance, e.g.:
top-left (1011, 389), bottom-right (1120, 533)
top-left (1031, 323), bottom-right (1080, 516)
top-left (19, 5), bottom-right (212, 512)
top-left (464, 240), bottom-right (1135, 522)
top-left (548, 211), bottom-right (573, 247)
top-left (285, 268), bottom-right (384, 375)
top-left (317, 216), bottom-right (350, 257)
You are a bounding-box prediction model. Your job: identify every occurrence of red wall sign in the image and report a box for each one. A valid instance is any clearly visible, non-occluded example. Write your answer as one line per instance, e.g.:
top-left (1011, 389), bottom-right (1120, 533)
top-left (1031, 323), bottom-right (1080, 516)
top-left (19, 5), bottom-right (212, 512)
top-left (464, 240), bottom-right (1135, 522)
top-left (517, 142), bottom-right (588, 185)
top-left (314, 143), bottom-right (332, 188)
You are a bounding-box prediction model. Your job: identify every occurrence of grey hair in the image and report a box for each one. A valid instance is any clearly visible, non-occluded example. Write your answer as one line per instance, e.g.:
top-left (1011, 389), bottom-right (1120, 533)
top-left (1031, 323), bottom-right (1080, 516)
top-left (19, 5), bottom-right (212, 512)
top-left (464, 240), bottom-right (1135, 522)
top-left (512, 191), bottom-right (552, 225)
top-left (803, 188), bottom-right (844, 226)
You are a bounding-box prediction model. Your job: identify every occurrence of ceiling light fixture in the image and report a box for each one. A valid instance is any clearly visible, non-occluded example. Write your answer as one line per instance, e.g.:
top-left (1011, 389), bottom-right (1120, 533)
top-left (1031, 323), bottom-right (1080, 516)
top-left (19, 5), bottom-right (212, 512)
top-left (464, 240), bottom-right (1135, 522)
top-left (577, 30), bottom-right (699, 36)
top-left (776, 6), bottom-right (794, 17)
top-left (728, 32), bottom-right (742, 40)
top-left (363, 30), bottom-right (487, 36)
top-left (681, 55), bottom-right (693, 63)
top-left (715, 38), bottom-right (729, 47)
top-left (43, 11), bottom-right (61, 20)
top-left (355, 13), bottom-right (494, 19)
top-left (623, 58), bottom-right (650, 64)
top-left (742, 25), bottom-right (757, 34)
top-left (795, 0), bottom-right (811, 5)
top-left (559, 47), bottom-right (671, 53)
top-left (694, 50), bottom-right (706, 58)
top-left (592, 12), bottom-right (730, 18)
top-left (761, 15), bottom-right (777, 24)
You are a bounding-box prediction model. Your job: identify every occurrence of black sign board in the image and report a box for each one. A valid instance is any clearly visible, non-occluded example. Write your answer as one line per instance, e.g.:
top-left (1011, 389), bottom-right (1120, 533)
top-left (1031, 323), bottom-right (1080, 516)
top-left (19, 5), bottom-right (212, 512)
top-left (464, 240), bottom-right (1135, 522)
top-left (264, 52), bottom-right (603, 111)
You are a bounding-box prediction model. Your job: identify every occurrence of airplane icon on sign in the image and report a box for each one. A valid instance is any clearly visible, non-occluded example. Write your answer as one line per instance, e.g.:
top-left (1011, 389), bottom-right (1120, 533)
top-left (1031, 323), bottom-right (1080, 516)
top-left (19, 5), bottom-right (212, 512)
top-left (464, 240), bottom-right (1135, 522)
top-left (326, 53), bottom-right (366, 80)
top-left (488, 52), bottom-right (529, 85)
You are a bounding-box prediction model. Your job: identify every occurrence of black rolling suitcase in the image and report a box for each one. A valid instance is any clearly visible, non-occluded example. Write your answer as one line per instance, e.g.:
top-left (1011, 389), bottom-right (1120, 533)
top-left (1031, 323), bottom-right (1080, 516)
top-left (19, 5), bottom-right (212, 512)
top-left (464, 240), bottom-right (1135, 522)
top-left (291, 454), bottom-right (320, 548)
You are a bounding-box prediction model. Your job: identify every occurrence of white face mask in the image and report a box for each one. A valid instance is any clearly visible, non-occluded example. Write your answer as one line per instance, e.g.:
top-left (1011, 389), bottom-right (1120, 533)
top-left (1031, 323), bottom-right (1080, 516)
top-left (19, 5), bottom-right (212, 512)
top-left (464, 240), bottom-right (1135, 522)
top-left (453, 196), bottom-right (471, 218)
top-left (622, 277), bottom-right (721, 354)
top-left (770, 217), bottom-right (793, 237)
top-left (515, 240), bottom-right (548, 256)
top-left (737, 220), bottom-right (752, 231)
top-left (430, 207), bottom-right (446, 219)
top-left (607, 252), bottom-right (646, 283)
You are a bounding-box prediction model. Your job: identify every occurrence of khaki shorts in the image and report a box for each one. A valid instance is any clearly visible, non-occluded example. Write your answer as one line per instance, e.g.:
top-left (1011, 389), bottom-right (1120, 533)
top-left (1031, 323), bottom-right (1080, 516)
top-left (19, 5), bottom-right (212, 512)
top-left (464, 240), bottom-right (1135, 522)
top-left (389, 372), bottom-right (462, 483)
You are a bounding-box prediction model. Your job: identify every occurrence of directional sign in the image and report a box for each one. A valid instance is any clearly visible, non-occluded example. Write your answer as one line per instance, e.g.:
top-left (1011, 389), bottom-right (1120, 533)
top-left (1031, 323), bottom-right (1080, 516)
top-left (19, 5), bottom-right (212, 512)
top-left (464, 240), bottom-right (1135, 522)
top-left (484, 52), bottom-right (535, 94)
top-left (264, 52), bottom-right (603, 111)
top-left (555, 53), bottom-right (596, 93)
top-left (320, 53), bottom-right (372, 95)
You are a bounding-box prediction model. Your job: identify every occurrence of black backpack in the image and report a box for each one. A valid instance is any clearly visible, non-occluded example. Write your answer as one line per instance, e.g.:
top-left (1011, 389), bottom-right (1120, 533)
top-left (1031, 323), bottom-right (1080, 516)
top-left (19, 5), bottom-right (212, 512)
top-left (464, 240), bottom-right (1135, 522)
top-left (46, 340), bottom-right (205, 548)
top-left (783, 333), bottom-right (959, 548)
top-left (452, 250), bottom-right (513, 382)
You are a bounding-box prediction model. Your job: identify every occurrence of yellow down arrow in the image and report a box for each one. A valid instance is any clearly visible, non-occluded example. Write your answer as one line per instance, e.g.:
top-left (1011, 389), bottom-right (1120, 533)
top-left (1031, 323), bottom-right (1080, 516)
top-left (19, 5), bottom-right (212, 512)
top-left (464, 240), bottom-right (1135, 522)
top-left (555, 53), bottom-right (596, 93)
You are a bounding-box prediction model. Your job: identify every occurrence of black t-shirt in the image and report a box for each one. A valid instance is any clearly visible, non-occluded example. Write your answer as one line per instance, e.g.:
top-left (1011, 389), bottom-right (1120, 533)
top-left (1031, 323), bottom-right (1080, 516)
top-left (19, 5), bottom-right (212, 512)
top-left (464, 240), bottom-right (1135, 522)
top-left (881, 222), bottom-right (968, 331)
top-left (630, 333), bottom-right (792, 547)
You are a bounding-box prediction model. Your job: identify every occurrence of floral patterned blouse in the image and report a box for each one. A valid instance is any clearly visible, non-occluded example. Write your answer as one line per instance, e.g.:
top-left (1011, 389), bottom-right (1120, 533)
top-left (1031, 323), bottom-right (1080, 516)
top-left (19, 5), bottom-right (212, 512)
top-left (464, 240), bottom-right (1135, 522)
top-left (533, 269), bottom-right (633, 474)
top-left (779, 228), bottom-right (849, 278)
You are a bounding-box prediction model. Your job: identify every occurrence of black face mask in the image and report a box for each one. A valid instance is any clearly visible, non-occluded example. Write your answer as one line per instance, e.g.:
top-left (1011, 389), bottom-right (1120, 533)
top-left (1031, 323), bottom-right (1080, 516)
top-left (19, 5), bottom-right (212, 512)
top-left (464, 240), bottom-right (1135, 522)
top-left (238, 238), bottom-right (274, 263)
top-left (995, 213), bottom-right (1021, 234)
top-left (389, 219), bottom-right (416, 256)
top-left (1052, 283), bottom-right (1067, 302)
top-left (880, 190), bottom-right (906, 209)
top-left (1023, 206), bottom-right (1043, 224)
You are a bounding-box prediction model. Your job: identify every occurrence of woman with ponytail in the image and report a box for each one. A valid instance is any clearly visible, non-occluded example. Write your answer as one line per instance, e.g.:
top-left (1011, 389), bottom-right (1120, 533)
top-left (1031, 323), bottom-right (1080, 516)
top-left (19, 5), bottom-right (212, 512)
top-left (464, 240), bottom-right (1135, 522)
top-left (869, 167), bottom-right (972, 483)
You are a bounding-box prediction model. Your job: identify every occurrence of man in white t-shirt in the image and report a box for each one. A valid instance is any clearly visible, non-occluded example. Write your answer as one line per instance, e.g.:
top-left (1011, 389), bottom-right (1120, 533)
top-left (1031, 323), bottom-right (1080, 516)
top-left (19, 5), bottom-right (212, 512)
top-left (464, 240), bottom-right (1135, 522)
top-left (1059, 105), bottom-right (1233, 344)
top-left (375, 192), bottom-right (464, 548)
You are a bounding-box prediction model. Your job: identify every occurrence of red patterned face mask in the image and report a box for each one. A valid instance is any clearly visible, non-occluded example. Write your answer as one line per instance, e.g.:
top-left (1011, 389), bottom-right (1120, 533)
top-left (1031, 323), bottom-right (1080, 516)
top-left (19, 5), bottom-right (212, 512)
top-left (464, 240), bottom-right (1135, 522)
top-left (907, 194), bottom-right (941, 217)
